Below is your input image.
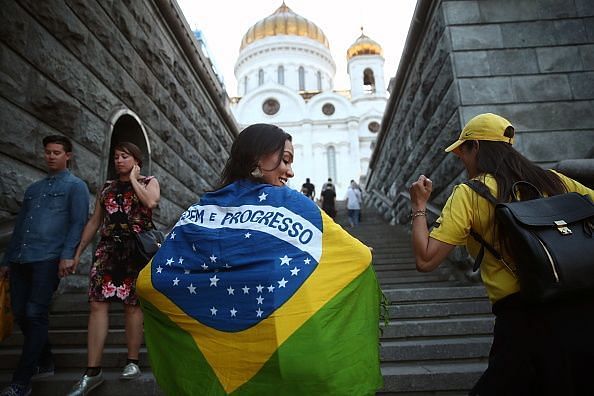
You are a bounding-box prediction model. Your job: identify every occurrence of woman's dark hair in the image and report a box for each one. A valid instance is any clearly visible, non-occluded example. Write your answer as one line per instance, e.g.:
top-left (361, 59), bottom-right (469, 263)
top-left (218, 124), bottom-right (292, 188)
top-left (462, 140), bottom-right (567, 255)
top-left (462, 140), bottom-right (566, 201)
top-left (114, 142), bottom-right (143, 168)
top-left (43, 135), bottom-right (73, 153)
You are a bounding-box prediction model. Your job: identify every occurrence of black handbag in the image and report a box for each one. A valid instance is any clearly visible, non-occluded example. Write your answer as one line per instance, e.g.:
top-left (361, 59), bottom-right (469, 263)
top-left (135, 226), bottom-right (165, 261)
top-left (466, 180), bottom-right (594, 303)
top-left (126, 216), bottom-right (165, 261)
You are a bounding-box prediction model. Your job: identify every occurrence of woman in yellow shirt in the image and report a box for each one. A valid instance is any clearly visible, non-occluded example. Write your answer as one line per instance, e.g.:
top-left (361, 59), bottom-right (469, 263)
top-left (410, 113), bottom-right (594, 395)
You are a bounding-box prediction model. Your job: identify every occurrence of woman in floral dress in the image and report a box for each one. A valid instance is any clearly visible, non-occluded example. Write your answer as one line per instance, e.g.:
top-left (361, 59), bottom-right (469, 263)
top-left (67, 142), bottom-right (160, 396)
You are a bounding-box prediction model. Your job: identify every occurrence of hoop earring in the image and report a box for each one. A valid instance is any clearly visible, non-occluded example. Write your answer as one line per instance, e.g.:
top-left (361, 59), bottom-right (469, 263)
top-left (250, 167), bottom-right (263, 178)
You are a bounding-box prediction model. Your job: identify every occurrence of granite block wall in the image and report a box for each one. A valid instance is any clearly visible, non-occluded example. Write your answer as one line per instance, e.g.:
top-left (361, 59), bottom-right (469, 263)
top-left (0, 0), bottom-right (238, 229)
top-left (368, 0), bottom-right (594, 226)
top-left (0, 0), bottom-right (238, 282)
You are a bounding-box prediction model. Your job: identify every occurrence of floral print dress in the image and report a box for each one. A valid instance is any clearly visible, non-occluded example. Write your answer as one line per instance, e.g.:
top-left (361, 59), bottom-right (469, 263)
top-left (88, 177), bottom-right (155, 305)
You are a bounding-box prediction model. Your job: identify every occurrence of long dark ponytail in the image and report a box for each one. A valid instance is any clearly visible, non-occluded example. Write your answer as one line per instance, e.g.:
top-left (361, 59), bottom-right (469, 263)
top-left (463, 140), bottom-right (567, 256)
top-left (462, 140), bottom-right (567, 200)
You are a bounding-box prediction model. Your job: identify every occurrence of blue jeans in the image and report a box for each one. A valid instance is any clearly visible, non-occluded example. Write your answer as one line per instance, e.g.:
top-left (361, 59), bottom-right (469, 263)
top-left (9, 260), bottom-right (60, 385)
top-left (348, 209), bottom-right (360, 227)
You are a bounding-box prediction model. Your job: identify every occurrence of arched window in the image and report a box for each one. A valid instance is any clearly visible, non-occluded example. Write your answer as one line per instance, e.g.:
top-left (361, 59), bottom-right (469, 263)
top-left (258, 69), bottom-right (264, 86)
top-left (298, 66), bottom-right (305, 91)
top-left (327, 146), bottom-right (337, 182)
top-left (107, 112), bottom-right (151, 179)
top-left (363, 68), bottom-right (376, 93)
top-left (317, 71), bottom-right (322, 91)
top-left (277, 66), bottom-right (284, 85)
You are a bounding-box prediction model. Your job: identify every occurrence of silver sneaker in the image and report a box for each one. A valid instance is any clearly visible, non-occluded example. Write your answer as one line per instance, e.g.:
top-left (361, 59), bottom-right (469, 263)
top-left (120, 363), bottom-right (141, 380)
top-left (66, 372), bottom-right (104, 396)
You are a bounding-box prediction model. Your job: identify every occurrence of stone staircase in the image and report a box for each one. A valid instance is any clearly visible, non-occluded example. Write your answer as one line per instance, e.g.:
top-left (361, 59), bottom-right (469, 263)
top-left (340, 204), bottom-right (494, 395)
top-left (1, 203), bottom-right (494, 395)
top-left (0, 292), bottom-right (162, 395)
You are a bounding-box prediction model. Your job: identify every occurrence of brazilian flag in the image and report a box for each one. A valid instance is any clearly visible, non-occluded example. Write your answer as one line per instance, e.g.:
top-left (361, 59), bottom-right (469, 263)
top-left (137, 180), bottom-right (382, 395)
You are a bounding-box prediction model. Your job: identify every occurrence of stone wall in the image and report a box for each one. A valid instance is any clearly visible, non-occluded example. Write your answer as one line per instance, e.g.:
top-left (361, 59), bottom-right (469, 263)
top-left (367, 0), bottom-right (594, 225)
top-left (0, 0), bottom-right (238, 231)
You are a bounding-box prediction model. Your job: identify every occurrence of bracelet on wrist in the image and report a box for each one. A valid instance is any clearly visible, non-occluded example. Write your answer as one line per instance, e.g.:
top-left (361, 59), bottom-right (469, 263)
top-left (410, 209), bottom-right (427, 223)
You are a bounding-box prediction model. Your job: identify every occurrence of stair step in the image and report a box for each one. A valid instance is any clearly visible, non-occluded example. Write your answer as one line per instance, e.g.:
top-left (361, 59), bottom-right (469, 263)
top-left (384, 286), bottom-right (488, 303)
top-left (378, 275), bottom-right (451, 285)
top-left (0, 347), bottom-right (149, 369)
top-left (374, 269), bottom-right (444, 277)
top-left (380, 336), bottom-right (492, 362)
top-left (50, 294), bottom-right (124, 314)
top-left (49, 313), bottom-right (126, 329)
top-left (389, 300), bottom-right (492, 319)
top-left (0, 370), bottom-right (163, 396)
top-left (381, 317), bottom-right (494, 339)
top-left (373, 263), bottom-right (418, 271)
top-left (3, 329), bottom-right (129, 348)
top-left (380, 361), bottom-right (486, 392)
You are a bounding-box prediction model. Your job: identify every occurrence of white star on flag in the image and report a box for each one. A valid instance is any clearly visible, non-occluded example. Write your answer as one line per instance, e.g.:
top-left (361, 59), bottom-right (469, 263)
top-left (227, 286), bottom-right (235, 295)
top-left (170, 232), bottom-right (176, 239)
top-left (256, 296), bottom-right (264, 305)
top-left (187, 284), bottom-right (196, 294)
top-left (256, 308), bottom-right (263, 317)
top-left (267, 285), bottom-right (275, 293)
top-left (156, 266), bottom-right (163, 274)
top-left (172, 277), bottom-right (180, 286)
top-left (278, 278), bottom-right (288, 288)
top-left (209, 254), bottom-right (217, 263)
top-left (210, 306), bottom-right (217, 316)
top-left (201, 263), bottom-right (209, 270)
top-left (192, 243), bottom-right (197, 252)
top-left (184, 269), bottom-right (191, 275)
top-left (230, 308), bottom-right (237, 317)
top-left (258, 192), bottom-right (268, 201)
top-left (242, 286), bottom-right (250, 294)
top-left (166, 258), bottom-right (174, 266)
top-left (279, 255), bottom-right (292, 266)
top-left (290, 267), bottom-right (301, 276)
top-left (223, 263), bottom-right (232, 269)
top-left (304, 258), bottom-right (311, 265)
top-left (256, 284), bottom-right (264, 293)
top-left (209, 275), bottom-right (219, 287)
top-left (244, 232), bottom-right (251, 238)
top-left (178, 257), bottom-right (184, 265)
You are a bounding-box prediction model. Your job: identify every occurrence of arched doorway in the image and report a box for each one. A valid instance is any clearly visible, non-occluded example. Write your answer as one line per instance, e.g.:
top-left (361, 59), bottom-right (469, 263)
top-left (103, 109), bottom-right (151, 181)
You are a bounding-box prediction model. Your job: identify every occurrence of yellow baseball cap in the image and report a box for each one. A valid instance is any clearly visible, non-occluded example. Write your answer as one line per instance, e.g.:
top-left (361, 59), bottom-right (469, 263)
top-left (445, 113), bottom-right (514, 152)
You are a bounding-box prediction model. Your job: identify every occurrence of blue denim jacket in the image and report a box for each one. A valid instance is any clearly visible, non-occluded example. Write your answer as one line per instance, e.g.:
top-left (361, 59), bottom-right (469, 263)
top-left (2, 169), bottom-right (90, 265)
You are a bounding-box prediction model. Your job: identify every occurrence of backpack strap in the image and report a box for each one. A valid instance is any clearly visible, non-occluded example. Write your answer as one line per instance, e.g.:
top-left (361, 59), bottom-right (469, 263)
top-left (464, 180), bottom-right (505, 271)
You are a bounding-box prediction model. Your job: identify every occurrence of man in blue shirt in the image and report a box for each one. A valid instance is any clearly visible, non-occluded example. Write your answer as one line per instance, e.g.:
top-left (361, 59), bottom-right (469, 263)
top-left (0, 135), bottom-right (89, 396)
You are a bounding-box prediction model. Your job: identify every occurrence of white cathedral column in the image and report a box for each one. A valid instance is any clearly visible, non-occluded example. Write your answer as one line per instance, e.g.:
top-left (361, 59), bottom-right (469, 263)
top-left (313, 144), bottom-right (325, 197)
top-left (301, 122), bottom-right (314, 181)
top-left (337, 143), bottom-right (350, 195)
top-left (347, 120), bottom-right (361, 181)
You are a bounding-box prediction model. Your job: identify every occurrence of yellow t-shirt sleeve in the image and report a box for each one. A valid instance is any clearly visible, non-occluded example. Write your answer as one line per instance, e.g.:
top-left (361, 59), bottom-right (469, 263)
top-left (430, 185), bottom-right (474, 246)
top-left (551, 170), bottom-right (594, 200)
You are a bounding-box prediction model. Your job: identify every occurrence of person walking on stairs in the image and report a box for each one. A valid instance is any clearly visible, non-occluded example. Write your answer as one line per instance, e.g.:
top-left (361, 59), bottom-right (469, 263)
top-left (409, 113), bottom-right (594, 395)
top-left (0, 135), bottom-right (89, 396)
top-left (66, 142), bottom-right (160, 396)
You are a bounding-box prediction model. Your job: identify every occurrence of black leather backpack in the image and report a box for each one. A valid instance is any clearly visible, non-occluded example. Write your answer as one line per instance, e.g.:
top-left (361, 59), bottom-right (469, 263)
top-left (465, 180), bottom-right (594, 303)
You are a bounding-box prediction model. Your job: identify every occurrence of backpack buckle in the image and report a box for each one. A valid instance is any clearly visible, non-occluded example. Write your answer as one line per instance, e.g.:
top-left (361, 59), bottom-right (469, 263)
top-left (554, 220), bottom-right (572, 235)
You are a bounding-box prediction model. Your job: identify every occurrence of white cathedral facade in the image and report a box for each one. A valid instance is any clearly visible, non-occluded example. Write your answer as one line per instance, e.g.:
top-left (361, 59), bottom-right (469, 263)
top-left (230, 2), bottom-right (387, 197)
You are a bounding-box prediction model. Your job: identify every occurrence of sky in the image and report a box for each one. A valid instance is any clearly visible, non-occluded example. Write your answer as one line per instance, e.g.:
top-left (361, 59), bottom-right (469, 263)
top-left (176, 0), bottom-right (418, 97)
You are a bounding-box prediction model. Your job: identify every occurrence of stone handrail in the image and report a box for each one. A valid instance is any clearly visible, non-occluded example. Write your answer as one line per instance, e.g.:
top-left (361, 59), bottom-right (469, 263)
top-left (554, 158), bottom-right (594, 189)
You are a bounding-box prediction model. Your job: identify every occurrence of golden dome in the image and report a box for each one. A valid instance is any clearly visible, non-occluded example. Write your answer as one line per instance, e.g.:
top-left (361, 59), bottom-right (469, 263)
top-left (347, 30), bottom-right (383, 60)
top-left (240, 2), bottom-right (329, 50)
